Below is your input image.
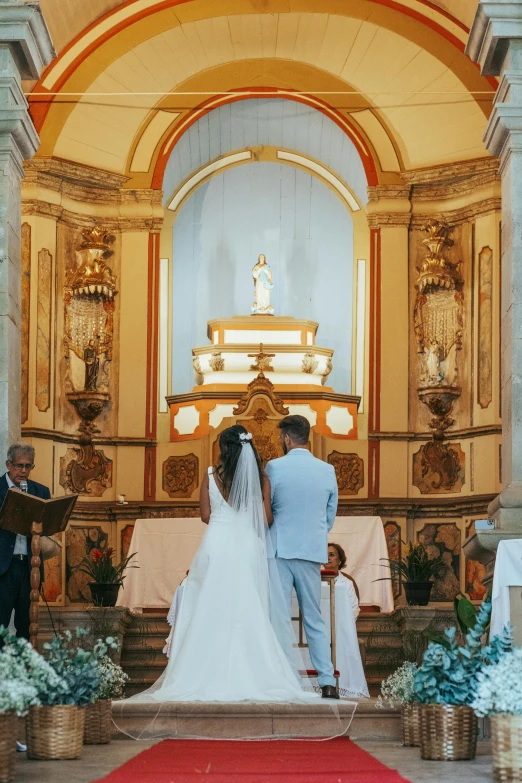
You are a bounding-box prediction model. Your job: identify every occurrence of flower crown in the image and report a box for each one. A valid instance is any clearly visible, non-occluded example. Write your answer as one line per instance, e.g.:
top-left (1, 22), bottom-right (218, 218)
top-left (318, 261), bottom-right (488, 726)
top-left (239, 432), bottom-right (253, 445)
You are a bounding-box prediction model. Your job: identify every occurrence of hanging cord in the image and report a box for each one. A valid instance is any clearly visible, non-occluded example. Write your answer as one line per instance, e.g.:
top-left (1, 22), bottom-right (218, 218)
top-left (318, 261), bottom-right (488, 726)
top-left (39, 583), bottom-right (59, 638)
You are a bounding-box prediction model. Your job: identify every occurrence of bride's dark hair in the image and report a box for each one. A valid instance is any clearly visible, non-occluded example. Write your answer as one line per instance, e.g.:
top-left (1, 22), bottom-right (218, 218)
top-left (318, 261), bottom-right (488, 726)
top-left (214, 424), bottom-right (264, 500)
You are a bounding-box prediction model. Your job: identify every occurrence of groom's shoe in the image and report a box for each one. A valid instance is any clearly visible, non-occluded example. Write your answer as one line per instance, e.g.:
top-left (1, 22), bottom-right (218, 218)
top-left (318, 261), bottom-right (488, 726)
top-left (321, 685), bottom-right (339, 699)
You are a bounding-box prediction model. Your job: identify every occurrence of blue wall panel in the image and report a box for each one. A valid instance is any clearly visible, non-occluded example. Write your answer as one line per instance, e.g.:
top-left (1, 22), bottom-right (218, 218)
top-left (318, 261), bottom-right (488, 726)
top-left (171, 162), bottom-right (353, 395)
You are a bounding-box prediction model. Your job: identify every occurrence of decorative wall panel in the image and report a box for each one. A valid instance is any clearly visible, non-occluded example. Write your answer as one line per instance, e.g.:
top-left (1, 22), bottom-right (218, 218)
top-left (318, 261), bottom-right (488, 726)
top-left (417, 523), bottom-right (461, 601)
top-left (42, 531), bottom-right (64, 604)
top-left (478, 246), bottom-right (493, 409)
top-left (383, 521), bottom-right (401, 599)
top-left (60, 446), bottom-right (112, 497)
top-left (36, 249), bottom-right (52, 412)
top-left (21, 223), bottom-right (30, 423)
top-left (65, 525), bottom-right (109, 603)
top-left (465, 520), bottom-right (487, 601)
top-left (162, 454), bottom-right (199, 498)
top-left (120, 523), bottom-right (135, 562)
top-left (328, 451), bottom-right (364, 495)
top-left (412, 442), bottom-right (465, 494)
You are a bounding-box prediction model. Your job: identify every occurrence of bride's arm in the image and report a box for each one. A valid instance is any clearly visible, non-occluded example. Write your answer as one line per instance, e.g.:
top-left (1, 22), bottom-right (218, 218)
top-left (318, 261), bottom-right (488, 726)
top-left (200, 472), bottom-right (211, 524)
top-left (263, 474), bottom-right (273, 526)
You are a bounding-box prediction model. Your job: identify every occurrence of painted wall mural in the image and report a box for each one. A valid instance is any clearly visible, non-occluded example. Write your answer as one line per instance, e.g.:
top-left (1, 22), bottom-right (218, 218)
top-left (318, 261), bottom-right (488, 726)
top-left (417, 522), bottom-right (461, 601)
top-left (65, 525), bottom-right (109, 603)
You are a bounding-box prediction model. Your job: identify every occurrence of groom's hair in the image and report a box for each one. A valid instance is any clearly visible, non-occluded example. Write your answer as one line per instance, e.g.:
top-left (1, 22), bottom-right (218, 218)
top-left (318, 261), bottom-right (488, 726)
top-left (278, 415), bottom-right (310, 445)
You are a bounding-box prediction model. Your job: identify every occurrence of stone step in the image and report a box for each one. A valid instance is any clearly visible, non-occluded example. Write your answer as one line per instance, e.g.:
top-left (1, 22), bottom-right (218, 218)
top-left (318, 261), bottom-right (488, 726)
top-left (111, 697), bottom-right (401, 741)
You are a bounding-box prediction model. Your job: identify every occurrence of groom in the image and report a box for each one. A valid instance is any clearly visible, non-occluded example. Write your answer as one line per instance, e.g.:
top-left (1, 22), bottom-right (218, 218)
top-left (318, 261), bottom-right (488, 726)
top-left (266, 415), bottom-right (339, 698)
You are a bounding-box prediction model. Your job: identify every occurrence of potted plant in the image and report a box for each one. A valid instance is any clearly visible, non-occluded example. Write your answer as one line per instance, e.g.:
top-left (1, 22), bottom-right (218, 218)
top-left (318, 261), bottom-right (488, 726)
top-left (377, 661), bottom-right (421, 746)
top-left (382, 542), bottom-right (445, 606)
top-left (84, 655), bottom-right (129, 745)
top-left (0, 631), bottom-right (49, 782)
top-left (79, 547), bottom-right (137, 607)
top-left (24, 628), bottom-right (118, 760)
top-left (473, 645), bottom-right (522, 782)
top-left (414, 600), bottom-right (512, 761)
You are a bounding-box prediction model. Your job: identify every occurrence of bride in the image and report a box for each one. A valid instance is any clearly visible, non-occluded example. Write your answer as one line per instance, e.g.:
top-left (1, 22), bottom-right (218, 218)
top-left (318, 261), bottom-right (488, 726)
top-left (132, 424), bottom-right (318, 702)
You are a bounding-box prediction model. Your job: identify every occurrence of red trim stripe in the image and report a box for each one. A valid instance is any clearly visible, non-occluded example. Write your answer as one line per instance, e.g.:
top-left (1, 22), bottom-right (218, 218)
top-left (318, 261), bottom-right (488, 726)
top-left (152, 89), bottom-right (378, 189)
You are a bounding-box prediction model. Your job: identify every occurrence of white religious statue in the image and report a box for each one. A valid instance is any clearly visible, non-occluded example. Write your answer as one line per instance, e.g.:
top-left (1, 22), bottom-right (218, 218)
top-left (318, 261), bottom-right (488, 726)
top-left (425, 340), bottom-right (444, 385)
top-left (252, 254), bottom-right (274, 315)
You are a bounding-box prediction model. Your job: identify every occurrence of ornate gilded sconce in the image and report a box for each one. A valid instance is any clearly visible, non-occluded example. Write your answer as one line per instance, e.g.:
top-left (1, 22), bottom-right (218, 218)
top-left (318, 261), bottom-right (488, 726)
top-left (413, 219), bottom-right (464, 491)
top-left (62, 227), bottom-right (117, 495)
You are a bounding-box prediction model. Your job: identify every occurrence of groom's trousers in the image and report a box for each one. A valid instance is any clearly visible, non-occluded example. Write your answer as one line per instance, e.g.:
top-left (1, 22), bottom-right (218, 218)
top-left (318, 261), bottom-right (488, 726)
top-left (276, 557), bottom-right (336, 688)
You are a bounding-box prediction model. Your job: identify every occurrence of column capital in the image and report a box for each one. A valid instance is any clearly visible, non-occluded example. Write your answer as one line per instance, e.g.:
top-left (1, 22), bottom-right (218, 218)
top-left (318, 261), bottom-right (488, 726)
top-left (0, 1), bottom-right (54, 78)
top-left (366, 184), bottom-right (411, 228)
top-left (467, 0), bottom-right (522, 75)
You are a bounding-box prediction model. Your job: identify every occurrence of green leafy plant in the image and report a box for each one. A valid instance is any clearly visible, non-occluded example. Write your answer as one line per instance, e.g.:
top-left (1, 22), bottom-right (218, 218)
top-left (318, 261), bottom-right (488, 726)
top-left (40, 628), bottom-right (119, 707)
top-left (423, 592), bottom-right (480, 648)
top-left (414, 600), bottom-right (513, 706)
top-left (78, 547), bottom-right (137, 585)
top-left (380, 541), bottom-right (445, 583)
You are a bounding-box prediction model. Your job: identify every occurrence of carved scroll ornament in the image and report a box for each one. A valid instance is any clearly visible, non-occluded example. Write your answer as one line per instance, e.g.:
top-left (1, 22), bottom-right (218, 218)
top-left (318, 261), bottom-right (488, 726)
top-left (163, 454), bottom-right (199, 498)
top-left (328, 451), bottom-right (364, 495)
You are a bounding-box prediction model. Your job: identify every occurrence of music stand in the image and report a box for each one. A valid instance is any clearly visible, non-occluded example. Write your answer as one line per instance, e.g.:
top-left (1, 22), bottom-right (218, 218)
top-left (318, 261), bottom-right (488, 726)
top-left (0, 489), bottom-right (78, 648)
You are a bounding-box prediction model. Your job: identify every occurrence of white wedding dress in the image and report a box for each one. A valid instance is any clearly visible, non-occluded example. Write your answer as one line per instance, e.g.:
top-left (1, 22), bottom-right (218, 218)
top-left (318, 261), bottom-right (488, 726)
top-left (130, 466), bottom-right (318, 703)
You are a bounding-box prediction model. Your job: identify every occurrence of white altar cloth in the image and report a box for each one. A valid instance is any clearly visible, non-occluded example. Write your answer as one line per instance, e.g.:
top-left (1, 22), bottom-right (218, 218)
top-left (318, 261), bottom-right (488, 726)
top-left (117, 516), bottom-right (393, 614)
top-left (490, 538), bottom-right (522, 639)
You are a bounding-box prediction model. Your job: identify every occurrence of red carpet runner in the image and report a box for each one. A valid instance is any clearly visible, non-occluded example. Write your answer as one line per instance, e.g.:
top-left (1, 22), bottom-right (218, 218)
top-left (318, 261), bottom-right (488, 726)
top-left (96, 738), bottom-right (411, 783)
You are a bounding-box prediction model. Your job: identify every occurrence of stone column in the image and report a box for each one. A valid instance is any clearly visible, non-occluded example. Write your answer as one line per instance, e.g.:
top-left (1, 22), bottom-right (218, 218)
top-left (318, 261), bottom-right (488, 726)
top-left (0, 2), bottom-right (53, 460)
top-left (466, 2), bottom-right (522, 573)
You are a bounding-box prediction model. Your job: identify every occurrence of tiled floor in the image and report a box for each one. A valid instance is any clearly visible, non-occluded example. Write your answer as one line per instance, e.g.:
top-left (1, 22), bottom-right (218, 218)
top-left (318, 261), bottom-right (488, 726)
top-left (14, 739), bottom-right (495, 783)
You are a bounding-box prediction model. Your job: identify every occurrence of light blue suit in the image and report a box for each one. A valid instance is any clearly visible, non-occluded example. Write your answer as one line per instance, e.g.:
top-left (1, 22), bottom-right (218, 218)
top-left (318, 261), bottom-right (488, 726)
top-left (265, 448), bottom-right (338, 687)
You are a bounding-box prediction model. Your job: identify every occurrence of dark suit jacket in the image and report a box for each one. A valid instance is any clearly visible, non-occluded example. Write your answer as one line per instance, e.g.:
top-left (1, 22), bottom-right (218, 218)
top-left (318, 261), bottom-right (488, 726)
top-left (0, 474), bottom-right (51, 578)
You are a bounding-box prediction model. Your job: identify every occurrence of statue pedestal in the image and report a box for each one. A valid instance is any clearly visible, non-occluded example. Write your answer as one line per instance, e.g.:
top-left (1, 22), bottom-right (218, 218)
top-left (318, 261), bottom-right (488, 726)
top-left (167, 316), bottom-right (359, 443)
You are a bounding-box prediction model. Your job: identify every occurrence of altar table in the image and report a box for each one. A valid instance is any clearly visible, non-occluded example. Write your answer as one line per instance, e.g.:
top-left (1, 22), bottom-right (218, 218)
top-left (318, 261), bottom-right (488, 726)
top-left (117, 516), bottom-right (393, 613)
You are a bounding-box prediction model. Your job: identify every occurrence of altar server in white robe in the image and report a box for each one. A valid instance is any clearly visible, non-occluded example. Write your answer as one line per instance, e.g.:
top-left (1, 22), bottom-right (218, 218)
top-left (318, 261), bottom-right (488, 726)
top-left (326, 543), bottom-right (369, 699)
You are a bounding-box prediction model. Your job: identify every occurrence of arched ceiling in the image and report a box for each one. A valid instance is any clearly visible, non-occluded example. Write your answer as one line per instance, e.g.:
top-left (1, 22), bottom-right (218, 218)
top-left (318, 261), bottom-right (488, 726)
top-left (25, 0), bottom-right (481, 53)
top-left (28, 0), bottom-right (493, 183)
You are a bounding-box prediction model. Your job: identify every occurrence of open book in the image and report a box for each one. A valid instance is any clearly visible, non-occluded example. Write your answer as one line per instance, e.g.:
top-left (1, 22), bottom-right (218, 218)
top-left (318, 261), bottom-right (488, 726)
top-left (0, 489), bottom-right (78, 537)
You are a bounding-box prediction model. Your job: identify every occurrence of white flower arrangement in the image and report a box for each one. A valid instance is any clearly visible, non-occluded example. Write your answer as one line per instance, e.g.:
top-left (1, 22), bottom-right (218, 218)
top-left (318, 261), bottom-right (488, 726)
top-left (377, 662), bottom-right (419, 708)
top-left (472, 647), bottom-right (522, 717)
top-left (95, 656), bottom-right (129, 701)
top-left (0, 637), bottom-right (66, 716)
top-left (0, 646), bottom-right (38, 717)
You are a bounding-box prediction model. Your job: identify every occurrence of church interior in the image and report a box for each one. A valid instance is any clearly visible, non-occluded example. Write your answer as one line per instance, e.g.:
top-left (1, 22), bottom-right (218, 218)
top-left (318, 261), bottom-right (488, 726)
top-left (2, 0), bottom-right (522, 780)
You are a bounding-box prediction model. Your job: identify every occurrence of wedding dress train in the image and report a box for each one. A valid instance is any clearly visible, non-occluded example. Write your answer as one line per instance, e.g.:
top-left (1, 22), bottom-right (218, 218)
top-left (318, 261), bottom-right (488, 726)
top-left (129, 468), bottom-right (319, 703)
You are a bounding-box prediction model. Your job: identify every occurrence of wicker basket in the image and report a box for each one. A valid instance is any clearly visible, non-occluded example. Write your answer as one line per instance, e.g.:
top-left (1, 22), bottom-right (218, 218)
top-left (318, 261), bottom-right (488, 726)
top-left (401, 703), bottom-right (421, 747)
top-left (84, 700), bottom-right (112, 745)
top-left (492, 714), bottom-right (522, 782)
top-left (420, 704), bottom-right (477, 761)
top-left (0, 712), bottom-right (16, 783)
top-left (26, 705), bottom-right (85, 760)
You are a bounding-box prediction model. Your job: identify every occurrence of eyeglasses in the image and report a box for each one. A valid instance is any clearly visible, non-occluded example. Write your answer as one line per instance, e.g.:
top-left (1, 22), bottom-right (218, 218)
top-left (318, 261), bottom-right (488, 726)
top-left (9, 463), bottom-right (34, 470)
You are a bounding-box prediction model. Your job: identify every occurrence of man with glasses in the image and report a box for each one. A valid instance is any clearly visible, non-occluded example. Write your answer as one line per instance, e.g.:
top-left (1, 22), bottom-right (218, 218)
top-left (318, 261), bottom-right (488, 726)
top-left (0, 442), bottom-right (50, 641)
